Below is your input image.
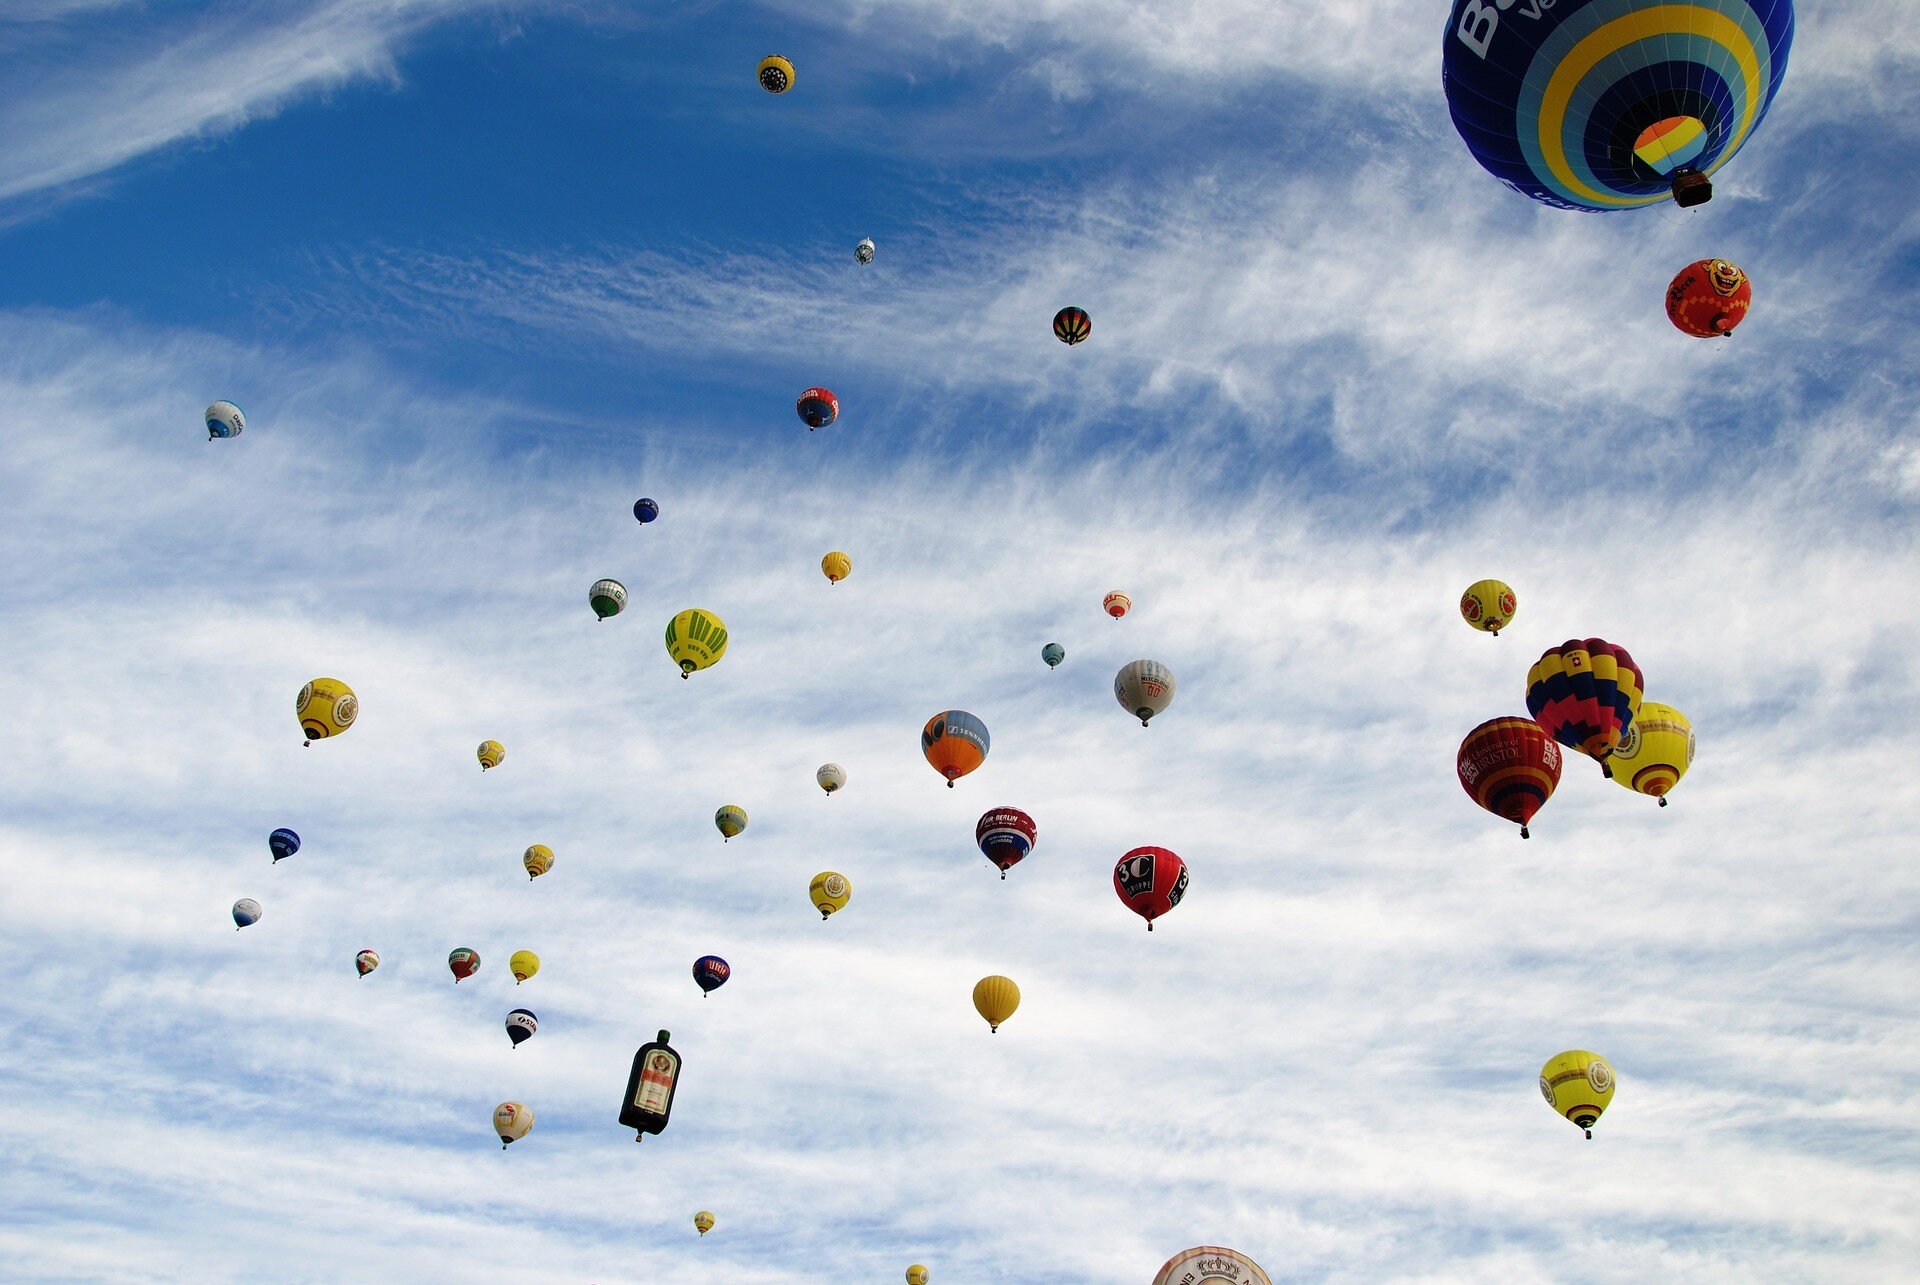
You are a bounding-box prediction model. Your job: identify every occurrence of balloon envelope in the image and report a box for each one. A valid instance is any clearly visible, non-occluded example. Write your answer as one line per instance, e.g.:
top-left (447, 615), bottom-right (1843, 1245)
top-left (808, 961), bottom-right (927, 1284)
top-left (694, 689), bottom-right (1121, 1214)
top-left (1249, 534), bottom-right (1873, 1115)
top-left (355, 949), bottom-right (380, 977)
top-left (821, 550), bottom-right (852, 583)
top-left (1041, 642), bottom-right (1064, 669)
top-left (1525, 638), bottom-right (1644, 770)
top-left (817, 763), bottom-right (846, 794)
top-left (269, 828), bottom-right (300, 862)
top-left (1053, 306), bottom-right (1091, 344)
top-left (758, 54), bottom-right (794, 93)
top-left (205, 400), bottom-right (245, 439)
top-left (976, 807), bottom-right (1037, 877)
top-left (796, 386), bottom-right (838, 429)
top-left (810, 871), bottom-right (851, 919)
top-left (1114, 659), bottom-right (1175, 726)
top-left (855, 237), bottom-right (876, 264)
top-left (231, 898), bottom-right (261, 929)
top-left (1610, 701), bottom-right (1694, 804)
top-left (589, 579), bottom-right (628, 620)
top-left (633, 497), bottom-right (660, 523)
top-left (1668, 259), bottom-right (1752, 336)
top-left (665, 608), bottom-right (728, 676)
top-left (907, 1269), bottom-right (930, 1285)
top-left (297, 677), bottom-right (357, 744)
top-left (477, 739), bottom-right (505, 770)
top-left (1457, 717), bottom-right (1563, 838)
top-left (922, 710), bottom-right (989, 787)
top-left (449, 947), bottom-right (480, 982)
top-left (973, 975), bottom-right (1020, 1032)
top-left (523, 844), bottom-right (554, 879)
top-left (1459, 579), bottom-right (1516, 634)
top-left (693, 955), bottom-right (731, 994)
top-left (506, 1008), bottom-right (539, 1047)
top-left (1102, 590), bottom-right (1130, 619)
top-left (715, 805), bottom-right (748, 840)
top-left (695, 1211), bottom-right (716, 1236)
top-left (509, 949), bottom-right (540, 983)
top-left (1541, 1050), bottom-right (1616, 1137)
top-left (1152, 1247), bottom-right (1274, 1285)
top-left (1113, 847), bottom-right (1187, 929)
top-left (493, 1101), bottom-right (533, 1148)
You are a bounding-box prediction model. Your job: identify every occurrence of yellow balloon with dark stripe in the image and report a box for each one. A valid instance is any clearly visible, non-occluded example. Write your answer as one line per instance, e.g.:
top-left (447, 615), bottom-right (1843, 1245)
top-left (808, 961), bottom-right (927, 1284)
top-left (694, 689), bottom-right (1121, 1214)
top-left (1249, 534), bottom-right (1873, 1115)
top-left (810, 870), bottom-right (850, 919)
top-left (1459, 579), bottom-right (1516, 635)
top-left (523, 844), bottom-right (553, 879)
top-left (695, 1211), bottom-right (715, 1237)
top-left (821, 551), bottom-right (851, 584)
top-left (1610, 701), bottom-right (1693, 805)
top-left (666, 608), bottom-right (729, 678)
top-left (715, 805), bottom-right (747, 841)
top-left (297, 677), bottom-right (358, 744)
top-left (477, 739), bottom-right (505, 770)
top-left (1540, 1050), bottom-right (1615, 1138)
top-left (758, 55), bottom-right (794, 94)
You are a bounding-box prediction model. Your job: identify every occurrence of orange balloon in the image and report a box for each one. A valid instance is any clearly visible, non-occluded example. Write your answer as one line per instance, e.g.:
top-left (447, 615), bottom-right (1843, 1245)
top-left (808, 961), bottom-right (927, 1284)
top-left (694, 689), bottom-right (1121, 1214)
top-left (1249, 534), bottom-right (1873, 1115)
top-left (921, 710), bottom-right (989, 787)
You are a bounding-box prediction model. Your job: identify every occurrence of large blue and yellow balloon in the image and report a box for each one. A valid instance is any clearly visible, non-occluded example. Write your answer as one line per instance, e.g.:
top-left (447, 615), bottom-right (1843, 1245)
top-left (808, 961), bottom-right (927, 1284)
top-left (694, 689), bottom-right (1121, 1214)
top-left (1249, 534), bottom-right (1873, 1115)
top-left (1443, 0), bottom-right (1793, 210)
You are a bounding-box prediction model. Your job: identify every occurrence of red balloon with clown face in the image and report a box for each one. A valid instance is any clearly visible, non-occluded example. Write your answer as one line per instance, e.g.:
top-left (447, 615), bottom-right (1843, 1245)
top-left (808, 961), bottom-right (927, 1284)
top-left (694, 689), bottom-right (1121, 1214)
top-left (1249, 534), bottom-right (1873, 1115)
top-left (1666, 259), bottom-right (1751, 337)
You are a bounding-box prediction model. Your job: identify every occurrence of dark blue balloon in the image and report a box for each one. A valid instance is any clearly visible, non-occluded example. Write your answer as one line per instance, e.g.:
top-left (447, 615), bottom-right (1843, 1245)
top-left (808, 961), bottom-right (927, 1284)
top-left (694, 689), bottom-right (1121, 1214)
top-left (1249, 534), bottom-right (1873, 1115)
top-left (633, 498), bottom-right (659, 524)
top-left (269, 828), bottom-right (300, 863)
top-left (1442, 0), bottom-right (1793, 211)
top-left (693, 955), bottom-right (731, 995)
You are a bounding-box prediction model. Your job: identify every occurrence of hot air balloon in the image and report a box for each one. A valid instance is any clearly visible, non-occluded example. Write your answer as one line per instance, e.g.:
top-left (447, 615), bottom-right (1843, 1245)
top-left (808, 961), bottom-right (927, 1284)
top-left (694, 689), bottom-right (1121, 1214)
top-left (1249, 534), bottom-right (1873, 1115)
top-left (1459, 579), bottom-right (1516, 635)
top-left (449, 947), bottom-right (480, 982)
top-left (506, 1008), bottom-right (538, 1048)
top-left (1053, 306), bottom-right (1091, 345)
top-left (297, 677), bottom-right (357, 745)
top-left (665, 608), bottom-right (728, 677)
top-left (817, 763), bottom-right (846, 795)
top-left (693, 955), bottom-right (731, 996)
top-left (1114, 847), bottom-right (1187, 930)
top-left (715, 805), bottom-right (748, 841)
top-left (1457, 717), bottom-right (1563, 838)
top-left (1610, 701), bottom-right (1694, 805)
top-left (269, 828), bottom-right (300, 863)
top-left (1541, 1050), bottom-right (1616, 1138)
top-left (355, 949), bottom-right (379, 977)
top-left (1667, 259), bottom-right (1752, 337)
top-left (1442, 0), bottom-right (1794, 210)
top-left (620, 1030), bottom-right (682, 1139)
top-left (758, 54), bottom-right (794, 93)
top-left (1041, 642), bottom-right (1064, 670)
top-left (976, 808), bottom-right (1037, 879)
top-left (231, 898), bottom-right (261, 930)
top-left (1114, 659), bottom-right (1175, 726)
top-left (797, 387), bottom-right (838, 430)
top-left (590, 579), bottom-right (628, 621)
top-left (922, 710), bottom-right (989, 787)
top-left (907, 1269), bottom-right (930, 1285)
top-left (205, 400), bottom-right (245, 440)
top-left (821, 550), bottom-right (852, 584)
top-left (523, 844), bottom-right (553, 879)
top-left (510, 950), bottom-right (540, 984)
top-left (477, 740), bottom-right (505, 771)
top-left (1152, 1247), bottom-right (1275, 1285)
top-left (972, 975), bottom-right (1020, 1033)
top-left (1526, 638), bottom-right (1645, 774)
top-left (634, 497), bottom-right (660, 524)
top-left (810, 871), bottom-right (851, 919)
top-left (695, 1211), bottom-right (716, 1237)
top-left (855, 237), bottom-right (876, 265)
top-left (493, 1101), bottom-right (534, 1149)
top-left (1103, 590), bottom-right (1131, 619)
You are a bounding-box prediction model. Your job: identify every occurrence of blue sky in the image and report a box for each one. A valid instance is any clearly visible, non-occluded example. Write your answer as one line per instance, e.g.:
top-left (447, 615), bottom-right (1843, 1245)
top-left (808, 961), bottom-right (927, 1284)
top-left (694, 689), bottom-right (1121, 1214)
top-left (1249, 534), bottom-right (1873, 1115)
top-left (3, 2), bottom-right (1919, 1282)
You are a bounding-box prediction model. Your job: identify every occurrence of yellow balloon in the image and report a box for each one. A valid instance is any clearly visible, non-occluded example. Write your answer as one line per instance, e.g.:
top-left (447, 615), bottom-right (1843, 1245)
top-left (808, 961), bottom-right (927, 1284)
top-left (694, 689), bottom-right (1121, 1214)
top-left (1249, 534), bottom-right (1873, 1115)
top-left (523, 844), bottom-right (553, 879)
top-left (972, 975), bottom-right (1020, 1033)
top-left (510, 949), bottom-right (541, 983)
top-left (694, 1211), bottom-right (715, 1237)
top-left (715, 805), bottom-right (748, 841)
top-left (810, 870), bottom-right (851, 920)
top-left (1459, 579), bottom-right (1517, 635)
top-left (821, 550), bottom-right (852, 584)
top-left (1611, 702), bottom-right (1694, 805)
top-left (493, 1101), bottom-right (533, 1148)
top-left (907, 1268), bottom-right (930, 1285)
top-left (297, 677), bottom-right (358, 744)
top-left (666, 608), bottom-right (729, 678)
top-left (477, 739), bottom-right (505, 770)
top-left (757, 54), bottom-right (795, 94)
top-left (1540, 1050), bottom-right (1615, 1138)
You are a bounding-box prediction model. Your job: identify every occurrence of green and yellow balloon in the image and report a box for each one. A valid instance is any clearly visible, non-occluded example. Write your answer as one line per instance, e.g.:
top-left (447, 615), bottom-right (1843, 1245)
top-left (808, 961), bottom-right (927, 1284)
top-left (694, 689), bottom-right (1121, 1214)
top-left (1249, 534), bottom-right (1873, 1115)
top-left (666, 608), bottom-right (728, 678)
top-left (715, 805), bottom-right (747, 842)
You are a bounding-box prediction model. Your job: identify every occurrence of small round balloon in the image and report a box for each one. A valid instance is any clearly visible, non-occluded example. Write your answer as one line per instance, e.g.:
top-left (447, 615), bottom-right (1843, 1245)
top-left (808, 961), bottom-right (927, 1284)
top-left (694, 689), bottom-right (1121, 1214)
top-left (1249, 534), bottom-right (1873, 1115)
top-left (477, 739), bottom-right (505, 771)
top-left (232, 898), bottom-right (261, 930)
top-left (797, 386), bottom-right (838, 430)
top-left (1610, 701), bottom-right (1695, 806)
top-left (448, 947), bottom-right (481, 983)
top-left (821, 550), bottom-right (852, 584)
top-left (1041, 642), bottom-right (1064, 670)
top-left (973, 975), bottom-right (1020, 1033)
top-left (269, 828), bottom-right (300, 863)
top-left (506, 1008), bottom-right (538, 1048)
top-left (758, 54), bottom-right (794, 94)
top-left (1458, 717), bottom-right (1563, 839)
top-left (1053, 306), bottom-right (1091, 345)
top-left (665, 608), bottom-right (728, 677)
top-left (355, 948), bottom-right (380, 977)
top-left (1103, 590), bottom-right (1131, 619)
top-left (921, 710), bottom-right (989, 788)
top-left (297, 677), bottom-right (357, 745)
top-left (695, 1211), bottom-right (716, 1237)
top-left (1113, 847), bottom-right (1188, 930)
top-left (907, 1269), bottom-right (930, 1285)
top-left (816, 763), bottom-right (846, 795)
top-left (589, 579), bottom-right (627, 621)
top-left (1114, 659), bottom-right (1175, 727)
top-left (1540, 1050), bottom-right (1616, 1139)
top-left (509, 949), bottom-right (540, 984)
top-left (1152, 1247), bottom-right (1274, 1285)
top-left (855, 237), bottom-right (876, 265)
top-left (693, 955), bottom-right (731, 996)
top-left (1459, 579), bottom-right (1516, 635)
top-left (205, 400), bottom-right (245, 440)
top-left (715, 805), bottom-right (748, 841)
top-left (810, 871), bottom-right (851, 919)
top-left (976, 807), bottom-right (1037, 879)
top-left (523, 844), bottom-right (554, 879)
top-left (633, 497), bottom-right (660, 524)
top-left (1667, 259), bottom-right (1752, 337)
top-left (493, 1101), bottom-right (533, 1149)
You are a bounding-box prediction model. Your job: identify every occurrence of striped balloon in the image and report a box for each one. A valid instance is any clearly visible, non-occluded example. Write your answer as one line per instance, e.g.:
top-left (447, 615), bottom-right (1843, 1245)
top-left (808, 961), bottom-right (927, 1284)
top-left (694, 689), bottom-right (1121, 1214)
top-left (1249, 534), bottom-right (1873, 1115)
top-left (1525, 638), bottom-right (1644, 773)
top-left (1443, 0), bottom-right (1794, 211)
top-left (1457, 717), bottom-right (1563, 838)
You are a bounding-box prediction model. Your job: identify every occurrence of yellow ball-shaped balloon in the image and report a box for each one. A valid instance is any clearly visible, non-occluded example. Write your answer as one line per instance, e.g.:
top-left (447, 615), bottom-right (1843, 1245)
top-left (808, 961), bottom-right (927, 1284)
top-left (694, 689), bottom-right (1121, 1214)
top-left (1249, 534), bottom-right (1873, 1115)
top-left (821, 550), bottom-right (852, 584)
top-left (972, 975), bottom-right (1020, 1033)
top-left (297, 677), bottom-right (358, 744)
top-left (694, 1210), bottom-right (715, 1237)
top-left (510, 949), bottom-right (541, 983)
top-left (758, 54), bottom-right (795, 94)
top-left (907, 1268), bottom-right (930, 1285)
top-left (1459, 579), bottom-right (1517, 635)
top-left (1611, 702), bottom-right (1693, 805)
top-left (523, 844), bottom-right (553, 879)
top-left (809, 871), bottom-right (850, 919)
top-left (1540, 1050), bottom-right (1615, 1138)
top-left (666, 608), bottom-right (729, 678)
top-left (477, 739), bottom-right (505, 770)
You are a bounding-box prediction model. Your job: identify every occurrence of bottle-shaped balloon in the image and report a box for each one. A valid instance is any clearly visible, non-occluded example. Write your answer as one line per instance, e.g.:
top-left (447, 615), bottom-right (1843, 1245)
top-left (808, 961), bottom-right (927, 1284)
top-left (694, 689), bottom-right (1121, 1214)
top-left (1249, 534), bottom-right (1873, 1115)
top-left (1525, 638), bottom-right (1644, 775)
top-left (205, 400), bottom-right (245, 440)
top-left (1041, 642), bottom-right (1064, 670)
top-left (523, 844), bottom-right (554, 879)
top-left (715, 805), bottom-right (748, 841)
top-left (633, 497), bottom-right (659, 524)
top-left (1609, 702), bottom-right (1694, 806)
top-left (1053, 306), bottom-right (1091, 345)
top-left (695, 1211), bottom-right (716, 1237)
top-left (1540, 1050), bottom-right (1616, 1139)
top-left (1457, 718), bottom-right (1562, 838)
top-left (448, 947), bottom-right (480, 982)
top-left (816, 763), bottom-right (846, 795)
top-left (589, 579), bottom-right (627, 621)
top-left (232, 898), bottom-right (261, 930)
top-left (509, 949), bottom-right (540, 984)
top-left (693, 955), bottom-right (730, 996)
top-left (297, 677), bottom-right (357, 745)
top-left (269, 827), bottom-right (300, 863)
top-left (1102, 590), bottom-right (1131, 619)
top-left (355, 949), bottom-right (380, 977)
top-left (976, 808), bottom-right (1036, 879)
top-left (1667, 259), bottom-right (1752, 337)
top-left (757, 54), bottom-right (794, 94)
top-left (921, 710), bottom-right (989, 787)
top-left (1113, 847), bottom-right (1187, 930)
top-left (665, 608), bottom-right (728, 677)
top-left (821, 550), bottom-right (852, 584)
top-left (506, 1008), bottom-right (538, 1048)
top-left (972, 975), bottom-right (1020, 1033)
top-left (1114, 659), bottom-right (1175, 726)
top-left (477, 739), bottom-right (505, 771)
top-left (493, 1101), bottom-right (534, 1149)
top-left (810, 871), bottom-right (851, 919)
top-left (1459, 580), bottom-right (1516, 635)
top-left (796, 386), bottom-right (838, 430)
top-left (855, 237), bottom-right (875, 265)
top-left (619, 1030), bottom-right (681, 1140)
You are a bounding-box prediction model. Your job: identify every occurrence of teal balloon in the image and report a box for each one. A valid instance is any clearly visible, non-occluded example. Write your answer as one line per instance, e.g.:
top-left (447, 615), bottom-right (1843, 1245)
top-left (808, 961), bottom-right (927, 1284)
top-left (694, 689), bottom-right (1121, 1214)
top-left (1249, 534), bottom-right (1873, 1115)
top-left (1041, 643), bottom-right (1065, 670)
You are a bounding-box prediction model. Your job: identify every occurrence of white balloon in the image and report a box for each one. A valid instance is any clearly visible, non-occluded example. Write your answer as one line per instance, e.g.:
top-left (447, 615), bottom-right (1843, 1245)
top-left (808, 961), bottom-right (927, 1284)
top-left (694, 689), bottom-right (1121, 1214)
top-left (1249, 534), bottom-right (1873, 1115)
top-left (1114, 659), bottom-right (1176, 726)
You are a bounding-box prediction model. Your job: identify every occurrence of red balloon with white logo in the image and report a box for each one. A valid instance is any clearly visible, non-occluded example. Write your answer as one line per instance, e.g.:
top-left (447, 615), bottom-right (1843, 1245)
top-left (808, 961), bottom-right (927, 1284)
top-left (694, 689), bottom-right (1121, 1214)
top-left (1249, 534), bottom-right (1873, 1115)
top-left (1113, 847), bottom-right (1188, 931)
top-left (975, 807), bottom-right (1037, 879)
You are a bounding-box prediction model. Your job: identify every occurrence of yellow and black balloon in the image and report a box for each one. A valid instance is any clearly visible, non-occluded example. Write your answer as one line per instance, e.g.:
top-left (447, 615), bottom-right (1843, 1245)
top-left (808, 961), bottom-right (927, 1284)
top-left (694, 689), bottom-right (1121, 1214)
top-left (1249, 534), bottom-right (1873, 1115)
top-left (810, 870), bottom-right (850, 919)
top-left (524, 844), bottom-right (554, 879)
top-left (297, 677), bottom-right (357, 745)
top-left (758, 55), bottom-right (794, 94)
top-left (1610, 702), bottom-right (1693, 806)
top-left (1540, 1050), bottom-right (1615, 1139)
top-left (694, 1211), bottom-right (715, 1237)
top-left (477, 739), bottom-right (505, 770)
